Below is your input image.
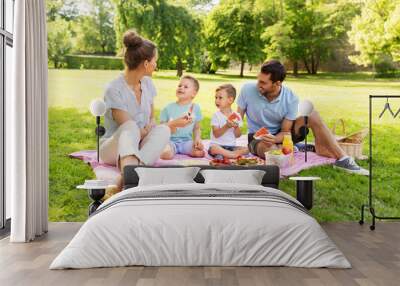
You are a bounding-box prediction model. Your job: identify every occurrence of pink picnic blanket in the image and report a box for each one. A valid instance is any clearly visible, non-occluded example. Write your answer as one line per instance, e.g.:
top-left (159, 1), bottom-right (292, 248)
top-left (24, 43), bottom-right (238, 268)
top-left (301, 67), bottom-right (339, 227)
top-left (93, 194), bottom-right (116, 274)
top-left (69, 135), bottom-right (335, 182)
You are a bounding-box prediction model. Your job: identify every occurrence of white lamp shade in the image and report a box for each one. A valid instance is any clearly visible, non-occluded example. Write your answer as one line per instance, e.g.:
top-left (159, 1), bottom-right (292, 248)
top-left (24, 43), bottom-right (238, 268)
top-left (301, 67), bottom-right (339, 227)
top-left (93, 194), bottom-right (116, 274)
top-left (90, 99), bottom-right (106, 116)
top-left (298, 100), bottom-right (314, 117)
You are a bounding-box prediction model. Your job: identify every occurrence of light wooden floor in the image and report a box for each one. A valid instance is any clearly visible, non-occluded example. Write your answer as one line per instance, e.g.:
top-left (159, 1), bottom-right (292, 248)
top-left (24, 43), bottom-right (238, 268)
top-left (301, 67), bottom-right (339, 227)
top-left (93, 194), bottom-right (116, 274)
top-left (0, 222), bottom-right (399, 286)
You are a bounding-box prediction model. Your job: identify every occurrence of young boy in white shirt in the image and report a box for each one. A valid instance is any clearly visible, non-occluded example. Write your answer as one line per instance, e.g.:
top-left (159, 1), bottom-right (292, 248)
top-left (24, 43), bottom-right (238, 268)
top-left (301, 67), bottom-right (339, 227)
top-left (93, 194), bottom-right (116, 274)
top-left (208, 84), bottom-right (249, 159)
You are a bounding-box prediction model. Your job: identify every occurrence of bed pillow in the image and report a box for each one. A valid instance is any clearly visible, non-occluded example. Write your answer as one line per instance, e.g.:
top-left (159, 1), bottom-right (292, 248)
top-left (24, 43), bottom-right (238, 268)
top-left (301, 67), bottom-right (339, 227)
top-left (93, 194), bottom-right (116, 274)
top-left (200, 169), bottom-right (266, 185)
top-left (136, 167), bottom-right (201, 186)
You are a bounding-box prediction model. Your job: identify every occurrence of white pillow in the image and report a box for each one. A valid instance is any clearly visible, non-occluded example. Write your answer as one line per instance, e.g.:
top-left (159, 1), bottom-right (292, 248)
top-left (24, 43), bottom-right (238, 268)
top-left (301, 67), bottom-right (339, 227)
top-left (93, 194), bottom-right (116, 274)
top-left (136, 167), bottom-right (200, 186)
top-left (200, 169), bottom-right (265, 185)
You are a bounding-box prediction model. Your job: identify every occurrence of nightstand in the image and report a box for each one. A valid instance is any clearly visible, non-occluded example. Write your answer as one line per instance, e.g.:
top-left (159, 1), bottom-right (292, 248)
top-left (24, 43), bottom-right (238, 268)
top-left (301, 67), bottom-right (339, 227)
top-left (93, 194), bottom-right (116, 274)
top-left (289, 177), bottom-right (321, 210)
top-left (77, 180), bottom-right (115, 215)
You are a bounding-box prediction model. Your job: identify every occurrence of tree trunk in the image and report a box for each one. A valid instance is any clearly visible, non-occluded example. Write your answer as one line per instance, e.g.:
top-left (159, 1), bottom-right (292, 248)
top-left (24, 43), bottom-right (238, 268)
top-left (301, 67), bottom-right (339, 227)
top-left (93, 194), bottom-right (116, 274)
top-left (240, 60), bottom-right (245, 77)
top-left (293, 61), bottom-right (298, 76)
top-left (272, 0), bottom-right (276, 20)
top-left (311, 62), bottom-right (317, 74)
top-left (314, 54), bottom-right (320, 75)
top-left (303, 59), bottom-right (311, 74)
top-left (311, 54), bottom-right (316, 74)
top-left (176, 58), bottom-right (183, 77)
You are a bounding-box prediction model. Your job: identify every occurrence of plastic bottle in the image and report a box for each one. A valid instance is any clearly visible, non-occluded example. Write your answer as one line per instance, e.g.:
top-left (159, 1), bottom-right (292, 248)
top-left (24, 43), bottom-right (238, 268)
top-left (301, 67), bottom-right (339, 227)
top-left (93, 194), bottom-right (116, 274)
top-left (282, 134), bottom-right (294, 166)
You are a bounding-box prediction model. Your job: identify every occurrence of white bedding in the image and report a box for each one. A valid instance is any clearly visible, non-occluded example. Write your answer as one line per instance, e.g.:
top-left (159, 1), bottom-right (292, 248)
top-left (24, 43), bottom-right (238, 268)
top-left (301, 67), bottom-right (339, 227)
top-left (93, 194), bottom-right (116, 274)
top-left (50, 183), bottom-right (351, 269)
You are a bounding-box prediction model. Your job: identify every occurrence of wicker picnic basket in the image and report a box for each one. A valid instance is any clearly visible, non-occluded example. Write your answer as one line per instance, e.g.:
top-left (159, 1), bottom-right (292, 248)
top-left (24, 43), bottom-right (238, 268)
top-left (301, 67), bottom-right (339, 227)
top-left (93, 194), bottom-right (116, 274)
top-left (331, 119), bottom-right (368, 160)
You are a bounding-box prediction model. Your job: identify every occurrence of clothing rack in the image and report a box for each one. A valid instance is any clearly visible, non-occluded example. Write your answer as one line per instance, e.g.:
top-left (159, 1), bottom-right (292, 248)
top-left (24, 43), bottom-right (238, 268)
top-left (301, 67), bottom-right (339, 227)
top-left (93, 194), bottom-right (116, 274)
top-left (359, 95), bottom-right (400, 230)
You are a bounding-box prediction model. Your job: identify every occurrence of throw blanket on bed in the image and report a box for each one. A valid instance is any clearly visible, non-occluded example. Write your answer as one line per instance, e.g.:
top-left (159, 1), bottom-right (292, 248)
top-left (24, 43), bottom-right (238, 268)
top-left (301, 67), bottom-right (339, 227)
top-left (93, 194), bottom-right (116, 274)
top-left (91, 188), bottom-right (310, 217)
top-left (50, 183), bottom-right (350, 269)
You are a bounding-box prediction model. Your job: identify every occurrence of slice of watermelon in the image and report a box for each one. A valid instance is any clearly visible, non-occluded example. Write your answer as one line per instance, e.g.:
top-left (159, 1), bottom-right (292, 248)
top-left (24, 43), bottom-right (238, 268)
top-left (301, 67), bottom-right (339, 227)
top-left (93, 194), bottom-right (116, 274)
top-left (228, 112), bottom-right (240, 121)
top-left (228, 112), bottom-right (240, 124)
top-left (254, 127), bottom-right (269, 139)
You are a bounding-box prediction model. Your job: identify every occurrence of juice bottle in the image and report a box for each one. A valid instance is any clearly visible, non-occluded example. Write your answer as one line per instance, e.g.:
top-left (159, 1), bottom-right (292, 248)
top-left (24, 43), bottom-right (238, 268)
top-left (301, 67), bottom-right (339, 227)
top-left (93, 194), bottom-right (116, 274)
top-left (282, 134), bottom-right (294, 166)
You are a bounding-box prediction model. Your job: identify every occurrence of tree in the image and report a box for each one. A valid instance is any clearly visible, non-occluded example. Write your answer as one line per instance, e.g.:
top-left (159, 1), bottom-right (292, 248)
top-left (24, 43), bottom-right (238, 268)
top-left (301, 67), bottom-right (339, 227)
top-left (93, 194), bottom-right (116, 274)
top-left (73, 16), bottom-right (100, 54)
top-left (74, 0), bottom-right (116, 55)
top-left (46, 0), bottom-right (64, 21)
top-left (154, 3), bottom-right (203, 76)
top-left (263, 0), bottom-right (360, 75)
top-left (47, 18), bottom-right (73, 68)
top-left (205, 0), bottom-right (264, 77)
top-left (113, 0), bottom-right (203, 76)
top-left (173, 0), bottom-right (215, 12)
top-left (262, 21), bottom-right (300, 74)
top-left (348, 0), bottom-right (400, 72)
top-left (386, 5), bottom-right (400, 62)
top-left (46, 0), bottom-right (79, 21)
top-left (254, 0), bottom-right (284, 25)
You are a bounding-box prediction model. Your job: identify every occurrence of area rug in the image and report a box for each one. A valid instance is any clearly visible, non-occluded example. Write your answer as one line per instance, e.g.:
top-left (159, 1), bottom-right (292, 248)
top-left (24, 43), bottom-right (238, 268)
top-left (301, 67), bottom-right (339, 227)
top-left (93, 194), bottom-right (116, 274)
top-left (69, 135), bottom-right (336, 182)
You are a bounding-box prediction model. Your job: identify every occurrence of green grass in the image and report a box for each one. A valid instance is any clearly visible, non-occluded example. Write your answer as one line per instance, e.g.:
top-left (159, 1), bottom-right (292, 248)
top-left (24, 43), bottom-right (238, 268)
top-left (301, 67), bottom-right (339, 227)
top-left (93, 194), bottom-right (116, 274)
top-left (49, 69), bottom-right (400, 222)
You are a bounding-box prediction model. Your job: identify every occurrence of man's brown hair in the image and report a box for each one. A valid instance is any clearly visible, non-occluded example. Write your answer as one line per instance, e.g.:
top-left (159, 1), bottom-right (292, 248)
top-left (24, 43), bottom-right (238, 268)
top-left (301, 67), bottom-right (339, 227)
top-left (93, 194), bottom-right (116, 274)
top-left (216, 84), bottom-right (236, 100)
top-left (260, 60), bottom-right (286, 82)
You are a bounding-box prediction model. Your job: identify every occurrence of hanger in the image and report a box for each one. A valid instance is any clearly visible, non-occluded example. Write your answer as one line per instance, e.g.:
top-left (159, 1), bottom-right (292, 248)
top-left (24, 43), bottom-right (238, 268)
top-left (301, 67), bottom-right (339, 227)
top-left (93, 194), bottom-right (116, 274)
top-left (394, 106), bottom-right (400, 118)
top-left (379, 98), bottom-right (395, 118)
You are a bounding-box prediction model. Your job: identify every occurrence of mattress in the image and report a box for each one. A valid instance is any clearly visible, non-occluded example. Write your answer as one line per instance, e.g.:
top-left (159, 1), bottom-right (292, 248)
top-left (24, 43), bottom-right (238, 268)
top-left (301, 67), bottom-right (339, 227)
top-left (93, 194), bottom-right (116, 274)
top-left (50, 183), bottom-right (350, 269)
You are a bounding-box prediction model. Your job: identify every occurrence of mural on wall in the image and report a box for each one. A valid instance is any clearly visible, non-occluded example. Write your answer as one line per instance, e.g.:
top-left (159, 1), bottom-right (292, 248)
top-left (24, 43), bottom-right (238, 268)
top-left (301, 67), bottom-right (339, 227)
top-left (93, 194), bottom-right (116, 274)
top-left (46, 0), bottom-right (400, 221)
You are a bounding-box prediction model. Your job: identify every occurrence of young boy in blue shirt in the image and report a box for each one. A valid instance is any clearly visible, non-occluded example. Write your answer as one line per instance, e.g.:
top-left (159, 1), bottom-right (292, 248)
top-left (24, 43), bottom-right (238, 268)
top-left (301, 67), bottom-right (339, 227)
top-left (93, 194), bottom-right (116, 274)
top-left (160, 75), bottom-right (205, 159)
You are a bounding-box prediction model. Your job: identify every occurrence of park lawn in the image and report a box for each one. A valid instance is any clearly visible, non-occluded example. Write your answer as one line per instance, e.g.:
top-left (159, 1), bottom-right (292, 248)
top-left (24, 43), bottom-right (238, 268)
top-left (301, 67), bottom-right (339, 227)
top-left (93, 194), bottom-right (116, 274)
top-left (49, 69), bottom-right (400, 222)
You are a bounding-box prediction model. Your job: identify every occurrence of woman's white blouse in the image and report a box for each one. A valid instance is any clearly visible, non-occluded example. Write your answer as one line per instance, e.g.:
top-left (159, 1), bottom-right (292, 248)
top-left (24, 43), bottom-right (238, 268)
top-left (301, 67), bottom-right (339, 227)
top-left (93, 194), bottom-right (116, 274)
top-left (103, 74), bottom-right (156, 139)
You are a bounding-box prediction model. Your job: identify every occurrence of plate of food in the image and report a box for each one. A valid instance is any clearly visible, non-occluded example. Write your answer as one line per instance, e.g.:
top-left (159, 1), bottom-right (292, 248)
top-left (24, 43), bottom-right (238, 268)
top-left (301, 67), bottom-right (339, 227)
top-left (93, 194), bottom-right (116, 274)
top-left (254, 127), bottom-right (269, 140)
top-left (209, 157), bottom-right (232, 166)
top-left (233, 156), bottom-right (260, 166)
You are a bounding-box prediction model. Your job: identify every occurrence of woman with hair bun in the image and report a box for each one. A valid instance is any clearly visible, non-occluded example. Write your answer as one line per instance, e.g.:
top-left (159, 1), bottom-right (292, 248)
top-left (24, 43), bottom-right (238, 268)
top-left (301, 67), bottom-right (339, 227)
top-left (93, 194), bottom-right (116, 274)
top-left (100, 30), bottom-right (192, 188)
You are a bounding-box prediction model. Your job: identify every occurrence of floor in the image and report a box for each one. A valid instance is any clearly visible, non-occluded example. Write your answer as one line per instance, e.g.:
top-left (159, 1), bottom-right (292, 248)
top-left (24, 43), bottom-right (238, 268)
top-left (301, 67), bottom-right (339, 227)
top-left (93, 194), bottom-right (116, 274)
top-left (0, 222), bottom-right (399, 286)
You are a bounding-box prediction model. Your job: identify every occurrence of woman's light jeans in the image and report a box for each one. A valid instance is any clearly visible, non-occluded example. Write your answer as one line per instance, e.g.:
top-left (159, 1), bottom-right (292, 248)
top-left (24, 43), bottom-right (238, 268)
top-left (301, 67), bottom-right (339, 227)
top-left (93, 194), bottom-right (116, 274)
top-left (99, 120), bottom-right (170, 168)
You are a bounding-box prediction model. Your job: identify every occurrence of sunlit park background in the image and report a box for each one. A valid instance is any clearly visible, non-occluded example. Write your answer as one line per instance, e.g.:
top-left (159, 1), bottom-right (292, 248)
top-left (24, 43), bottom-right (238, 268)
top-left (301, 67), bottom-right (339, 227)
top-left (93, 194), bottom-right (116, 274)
top-left (47, 0), bottom-right (400, 222)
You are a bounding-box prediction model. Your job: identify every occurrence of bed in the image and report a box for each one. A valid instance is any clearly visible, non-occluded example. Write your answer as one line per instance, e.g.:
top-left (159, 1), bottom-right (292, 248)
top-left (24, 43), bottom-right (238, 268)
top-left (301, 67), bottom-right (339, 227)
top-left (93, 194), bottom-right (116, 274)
top-left (50, 165), bottom-right (350, 269)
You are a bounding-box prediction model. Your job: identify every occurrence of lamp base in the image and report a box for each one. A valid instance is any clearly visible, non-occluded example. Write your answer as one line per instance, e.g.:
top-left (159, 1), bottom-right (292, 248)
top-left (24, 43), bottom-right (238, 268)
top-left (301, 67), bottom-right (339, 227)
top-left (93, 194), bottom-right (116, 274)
top-left (95, 116), bottom-right (106, 163)
top-left (95, 125), bottom-right (106, 136)
top-left (88, 188), bottom-right (106, 215)
top-left (304, 116), bottom-right (308, 162)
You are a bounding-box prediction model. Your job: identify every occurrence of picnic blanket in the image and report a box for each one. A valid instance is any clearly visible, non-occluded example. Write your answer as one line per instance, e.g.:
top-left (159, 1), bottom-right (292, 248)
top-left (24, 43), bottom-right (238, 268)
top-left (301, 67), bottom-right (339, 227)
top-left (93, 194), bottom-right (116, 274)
top-left (70, 135), bottom-right (335, 181)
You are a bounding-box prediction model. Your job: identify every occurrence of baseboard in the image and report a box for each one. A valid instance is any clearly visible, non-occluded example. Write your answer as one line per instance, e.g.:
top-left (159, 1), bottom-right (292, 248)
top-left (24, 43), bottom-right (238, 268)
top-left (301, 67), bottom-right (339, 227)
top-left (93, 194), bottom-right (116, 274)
top-left (0, 218), bottom-right (11, 239)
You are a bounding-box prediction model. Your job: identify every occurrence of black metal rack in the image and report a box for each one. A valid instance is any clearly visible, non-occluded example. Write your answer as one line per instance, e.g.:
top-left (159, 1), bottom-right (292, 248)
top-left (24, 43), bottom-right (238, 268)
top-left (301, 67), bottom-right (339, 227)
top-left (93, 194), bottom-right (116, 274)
top-left (359, 95), bottom-right (400, 230)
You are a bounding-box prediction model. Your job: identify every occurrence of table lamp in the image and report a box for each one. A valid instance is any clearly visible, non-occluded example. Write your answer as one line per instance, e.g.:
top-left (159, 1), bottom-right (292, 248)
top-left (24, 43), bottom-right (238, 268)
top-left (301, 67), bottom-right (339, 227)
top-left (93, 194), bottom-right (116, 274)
top-left (298, 100), bottom-right (314, 162)
top-left (89, 99), bottom-right (106, 162)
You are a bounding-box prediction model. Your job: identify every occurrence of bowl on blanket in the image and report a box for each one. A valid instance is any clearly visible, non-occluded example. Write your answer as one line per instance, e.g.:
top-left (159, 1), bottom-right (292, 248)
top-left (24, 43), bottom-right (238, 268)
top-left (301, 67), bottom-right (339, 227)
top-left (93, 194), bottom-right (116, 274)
top-left (264, 150), bottom-right (290, 168)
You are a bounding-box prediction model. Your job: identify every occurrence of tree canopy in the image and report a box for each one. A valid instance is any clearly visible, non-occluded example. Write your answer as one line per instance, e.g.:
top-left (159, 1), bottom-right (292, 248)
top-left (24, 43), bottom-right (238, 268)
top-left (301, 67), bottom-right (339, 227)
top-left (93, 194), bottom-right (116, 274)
top-left (46, 0), bottom-right (400, 76)
top-left (348, 0), bottom-right (400, 73)
top-left (47, 18), bottom-right (73, 68)
top-left (113, 0), bottom-right (203, 75)
top-left (263, 0), bottom-right (361, 74)
top-left (74, 0), bottom-right (116, 55)
top-left (205, 0), bottom-right (264, 77)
